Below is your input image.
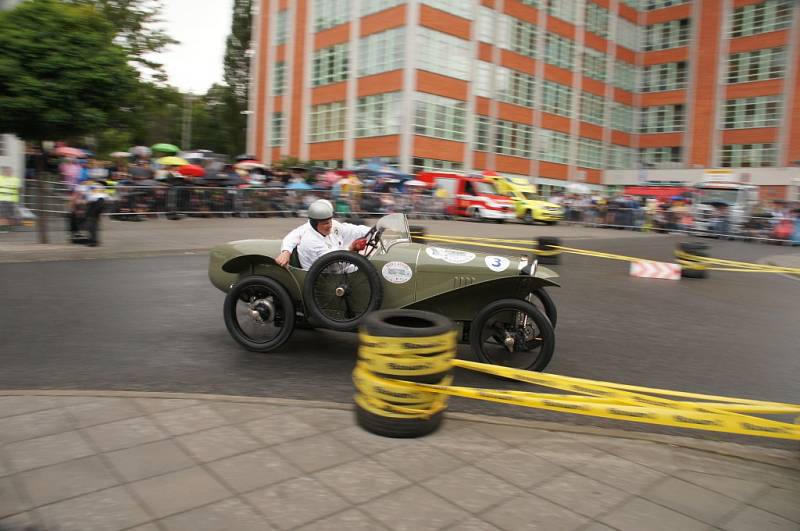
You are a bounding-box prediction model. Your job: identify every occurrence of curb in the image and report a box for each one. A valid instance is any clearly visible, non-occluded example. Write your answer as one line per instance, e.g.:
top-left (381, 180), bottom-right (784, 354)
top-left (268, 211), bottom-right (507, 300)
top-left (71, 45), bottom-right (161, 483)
top-left (2, 389), bottom-right (797, 471)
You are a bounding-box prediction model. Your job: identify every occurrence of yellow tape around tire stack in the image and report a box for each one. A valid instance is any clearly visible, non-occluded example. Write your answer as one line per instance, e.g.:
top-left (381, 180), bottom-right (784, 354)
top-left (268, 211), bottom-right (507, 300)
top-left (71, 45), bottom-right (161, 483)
top-left (354, 309), bottom-right (457, 438)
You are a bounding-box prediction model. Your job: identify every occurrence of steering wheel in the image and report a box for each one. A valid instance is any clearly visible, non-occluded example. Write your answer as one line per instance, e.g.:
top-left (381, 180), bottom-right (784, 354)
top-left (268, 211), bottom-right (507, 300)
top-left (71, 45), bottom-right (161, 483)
top-left (361, 226), bottom-right (383, 256)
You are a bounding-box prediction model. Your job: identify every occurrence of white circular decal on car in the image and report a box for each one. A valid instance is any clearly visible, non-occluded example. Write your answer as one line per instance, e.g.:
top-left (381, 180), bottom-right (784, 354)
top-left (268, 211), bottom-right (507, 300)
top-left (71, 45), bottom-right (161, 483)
top-left (425, 246), bottom-right (475, 264)
top-left (485, 256), bottom-right (510, 272)
top-left (382, 261), bottom-right (413, 284)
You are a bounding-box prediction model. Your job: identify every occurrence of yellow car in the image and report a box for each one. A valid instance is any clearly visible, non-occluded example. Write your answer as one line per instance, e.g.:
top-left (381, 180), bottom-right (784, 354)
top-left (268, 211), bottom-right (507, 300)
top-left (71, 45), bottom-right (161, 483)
top-left (486, 176), bottom-right (564, 225)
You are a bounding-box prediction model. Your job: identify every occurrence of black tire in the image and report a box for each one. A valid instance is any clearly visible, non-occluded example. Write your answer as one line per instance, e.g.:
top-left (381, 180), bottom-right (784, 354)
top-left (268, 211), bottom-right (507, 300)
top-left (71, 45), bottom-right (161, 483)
top-left (523, 211), bottom-right (534, 224)
top-left (529, 288), bottom-right (557, 328)
top-left (361, 309), bottom-right (453, 338)
top-left (304, 250), bottom-right (383, 331)
top-left (471, 208), bottom-right (482, 221)
top-left (355, 403), bottom-right (444, 438)
top-left (224, 277), bottom-right (296, 352)
top-left (470, 298), bottom-right (555, 372)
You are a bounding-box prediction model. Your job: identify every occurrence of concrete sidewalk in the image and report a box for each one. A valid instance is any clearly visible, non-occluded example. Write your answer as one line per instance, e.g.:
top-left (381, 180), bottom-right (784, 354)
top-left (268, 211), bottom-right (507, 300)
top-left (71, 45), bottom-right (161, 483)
top-left (1, 391), bottom-right (797, 531)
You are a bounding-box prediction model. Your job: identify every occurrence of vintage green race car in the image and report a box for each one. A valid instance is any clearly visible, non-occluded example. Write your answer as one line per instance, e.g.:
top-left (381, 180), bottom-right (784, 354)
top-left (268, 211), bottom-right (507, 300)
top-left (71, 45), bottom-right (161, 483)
top-left (208, 213), bottom-right (560, 371)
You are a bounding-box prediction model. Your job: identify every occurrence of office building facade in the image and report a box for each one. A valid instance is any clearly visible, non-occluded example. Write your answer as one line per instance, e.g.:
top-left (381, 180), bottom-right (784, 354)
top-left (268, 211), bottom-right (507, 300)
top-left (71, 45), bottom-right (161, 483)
top-left (247, 0), bottom-right (800, 195)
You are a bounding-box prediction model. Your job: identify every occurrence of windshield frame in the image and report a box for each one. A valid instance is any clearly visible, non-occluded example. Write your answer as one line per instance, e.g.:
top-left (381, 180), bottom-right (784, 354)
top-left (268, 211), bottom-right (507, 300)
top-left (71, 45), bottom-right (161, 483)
top-left (375, 213), bottom-right (411, 253)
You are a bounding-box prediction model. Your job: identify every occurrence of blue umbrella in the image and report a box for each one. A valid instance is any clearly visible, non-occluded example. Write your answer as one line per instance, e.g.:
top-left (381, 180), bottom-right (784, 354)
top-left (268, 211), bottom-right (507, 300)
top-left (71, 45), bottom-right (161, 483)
top-left (286, 181), bottom-right (312, 191)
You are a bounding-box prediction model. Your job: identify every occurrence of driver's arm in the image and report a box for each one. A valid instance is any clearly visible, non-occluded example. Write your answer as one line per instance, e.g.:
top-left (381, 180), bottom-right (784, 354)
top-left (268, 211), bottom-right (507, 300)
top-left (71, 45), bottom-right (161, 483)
top-left (342, 223), bottom-right (373, 252)
top-left (277, 224), bottom-right (306, 267)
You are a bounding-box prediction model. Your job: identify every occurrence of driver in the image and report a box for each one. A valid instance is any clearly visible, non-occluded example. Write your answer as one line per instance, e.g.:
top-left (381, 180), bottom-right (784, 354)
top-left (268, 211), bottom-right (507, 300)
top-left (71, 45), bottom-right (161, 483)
top-left (276, 199), bottom-right (371, 270)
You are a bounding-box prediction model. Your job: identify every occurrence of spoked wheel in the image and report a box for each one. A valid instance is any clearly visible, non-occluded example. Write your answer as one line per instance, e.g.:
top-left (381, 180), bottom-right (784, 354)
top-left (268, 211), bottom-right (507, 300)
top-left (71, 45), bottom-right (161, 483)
top-left (470, 298), bottom-right (555, 372)
top-left (224, 277), bottom-right (296, 352)
top-left (303, 250), bottom-right (382, 331)
top-left (527, 288), bottom-right (557, 328)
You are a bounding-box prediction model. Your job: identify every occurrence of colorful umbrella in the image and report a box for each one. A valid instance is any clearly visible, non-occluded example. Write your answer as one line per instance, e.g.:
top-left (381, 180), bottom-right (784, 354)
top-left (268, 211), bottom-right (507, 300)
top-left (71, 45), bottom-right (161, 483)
top-left (178, 164), bottom-right (205, 177)
top-left (235, 154), bottom-right (257, 162)
top-left (286, 181), bottom-right (312, 191)
top-left (235, 160), bottom-right (266, 170)
top-left (320, 171), bottom-right (342, 185)
top-left (109, 151), bottom-right (132, 158)
top-left (157, 156), bottom-right (189, 166)
top-left (151, 143), bottom-right (180, 154)
top-left (53, 146), bottom-right (86, 158)
top-left (129, 146), bottom-right (152, 157)
top-left (404, 179), bottom-right (428, 187)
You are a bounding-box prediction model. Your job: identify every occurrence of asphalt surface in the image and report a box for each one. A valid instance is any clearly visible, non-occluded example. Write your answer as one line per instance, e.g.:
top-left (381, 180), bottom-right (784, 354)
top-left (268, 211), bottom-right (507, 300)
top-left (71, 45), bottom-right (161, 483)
top-left (1, 220), bottom-right (799, 448)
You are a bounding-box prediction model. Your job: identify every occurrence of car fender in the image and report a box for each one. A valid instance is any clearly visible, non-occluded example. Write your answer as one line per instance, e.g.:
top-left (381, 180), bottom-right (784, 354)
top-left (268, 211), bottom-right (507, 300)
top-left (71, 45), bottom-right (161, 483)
top-left (209, 240), bottom-right (302, 302)
top-left (403, 275), bottom-right (558, 322)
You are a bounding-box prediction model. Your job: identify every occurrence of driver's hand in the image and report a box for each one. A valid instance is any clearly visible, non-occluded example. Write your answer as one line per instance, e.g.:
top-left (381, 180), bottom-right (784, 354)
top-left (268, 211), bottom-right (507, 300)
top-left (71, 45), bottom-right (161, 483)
top-left (276, 250), bottom-right (291, 268)
top-left (350, 238), bottom-right (367, 252)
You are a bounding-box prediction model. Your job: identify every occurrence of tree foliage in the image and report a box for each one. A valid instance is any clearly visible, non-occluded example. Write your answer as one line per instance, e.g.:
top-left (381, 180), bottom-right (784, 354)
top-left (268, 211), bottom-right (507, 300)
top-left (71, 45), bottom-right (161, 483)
top-left (223, 0), bottom-right (253, 106)
top-left (0, 0), bottom-right (138, 142)
top-left (66, 0), bottom-right (177, 81)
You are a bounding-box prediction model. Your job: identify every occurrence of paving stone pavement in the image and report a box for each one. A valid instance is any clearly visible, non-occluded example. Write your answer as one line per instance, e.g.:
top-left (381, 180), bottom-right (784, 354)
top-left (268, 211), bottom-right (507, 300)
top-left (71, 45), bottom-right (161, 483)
top-left (0, 392), bottom-right (797, 531)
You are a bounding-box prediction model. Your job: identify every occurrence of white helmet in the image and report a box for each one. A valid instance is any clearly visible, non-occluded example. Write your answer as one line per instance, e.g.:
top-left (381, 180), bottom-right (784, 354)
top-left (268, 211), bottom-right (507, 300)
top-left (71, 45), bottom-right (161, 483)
top-left (308, 199), bottom-right (334, 220)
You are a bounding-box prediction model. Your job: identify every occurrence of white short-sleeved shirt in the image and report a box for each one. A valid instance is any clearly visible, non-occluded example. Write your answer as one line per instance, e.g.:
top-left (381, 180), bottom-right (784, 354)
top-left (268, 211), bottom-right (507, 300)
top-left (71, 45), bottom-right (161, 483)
top-left (283, 221), bottom-right (371, 270)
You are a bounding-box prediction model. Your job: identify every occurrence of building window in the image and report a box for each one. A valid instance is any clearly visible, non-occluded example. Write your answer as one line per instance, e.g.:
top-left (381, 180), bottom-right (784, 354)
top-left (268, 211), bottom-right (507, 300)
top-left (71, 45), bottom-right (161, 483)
top-left (611, 103), bottom-right (635, 132)
top-left (474, 116), bottom-right (490, 151)
top-left (477, 7), bottom-right (511, 47)
top-left (510, 19), bottom-right (538, 59)
top-left (273, 10), bottom-right (289, 45)
top-left (547, 0), bottom-right (577, 22)
top-left (413, 92), bottom-right (467, 141)
top-left (641, 61), bottom-right (687, 92)
top-left (580, 92), bottom-right (605, 125)
top-left (644, 19), bottom-right (690, 51)
top-left (576, 137), bottom-right (604, 169)
top-left (421, 0), bottom-right (474, 19)
top-left (360, 0), bottom-right (403, 17)
top-left (720, 143), bottom-right (776, 167)
top-left (621, 0), bottom-right (640, 9)
top-left (520, 0), bottom-right (542, 7)
top-left (358, 27), bottom-right (404, 77)
top-left (608, 144), bottom-right (637, 169)
top-left (309, 101), bottom-right (347, 143)
top-left (643, 0), bottom-right (689, 10)
top-left (616, 17), bottom-right (640, 51)
top-left (474, 61), bottom-right (493, 98)
top-left (614, 60), bottom-right (638, 92)
top-left (494, 119), bottom-right (534, 158)
top-left (416, 28), bottom-right (471, 80)
top-left (585, 3), bottom-right (609, 38)
top-left (639, 104), bottom-right (685, 133)
top-left (730, 0), bottom-right (793, 38)
top-left (272, 61), bottom-right (286, 95)
top-left (538, 130), bottom-right (571, 164)
top-left (639, 147), bottom-right (682, 166)
top-left (312, 43), bottom-right (349, 87)
top-left (412, 158), bottom-right (463, 173)
top-left (722, 96), bottom-right (782, 129)
top-left (313, 0), bottom-right (350, 32)
top-left (356, 92), bottom-right (402, 137)
top-left (726, 47), bottom-right (786, 84)
top-left (541, 81), bottom-right (573, 117)
top-left (545, 33), bottom-right (575, 69)
top-left (270, 113), bottom-right (284, 147)
top-left (582, 47), bottom-right (607, 82)
top-left (497, 67), bottom-right (536, 108)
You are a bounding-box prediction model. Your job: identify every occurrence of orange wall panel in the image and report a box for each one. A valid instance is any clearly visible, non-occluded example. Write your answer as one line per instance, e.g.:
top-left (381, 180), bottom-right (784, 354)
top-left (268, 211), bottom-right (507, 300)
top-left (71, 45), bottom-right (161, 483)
top-left (417, 71), bottom-right (469, 101)
top-left (724, 79), bottom-right (783, 99)
top-left (644, 3), bottom-right (692, 25)
top-left (721, 128), bottom-right (777, 144)
top-left (538, 161), bottom-right (569, 180)
top-left (360, 5), bottom-right (405, 36)
top-left (613, 89), bottom-right (635, 106)
top-left (546, 17), bottom-right (576, 40)
top-left (639, 133), bottom-right (684, 147)
top-left (640, 90), bottom-right (687, 106)
top-left (577, 168), bottom-right (602, 185)
top-left (478, 42), bottom-right (494, 62)
top-left (584, 32), bottom-right (609, 54)
top-left (413, 136), bottom-right (464, 162)
top-left (496, 155), bottom-right (530, 175)
top-left (254, 5), bottom-right (271, 159)
top-left (504, 1), bottom-right (538, 25)
top-left (472, 151), bottom-right (488, 170)
top-left (642, 47), bottom-right (689, 66)
top-left (419, 5), bottom-right (471, 40)
top-left (497, 103), bottom-right (533, 124)
top-left (728, 30), bottom-right (788, 54)
top-left (582, 78), bottom-right (606, 97)
top-left (354, 136), bottom-right (401, 159)
top-left (357, 71), bottom-right (404, 97)
top-left (275, 46), bottom-right (286, 62)
top-left (288, 0), bottom-right (308, 157)
top-left (476, 98), bottom-right (491, 116)
top-left (611, 131), bottom-right (634, 146)
top-left (500, 50), bottom-right (536, 73)
top-left (540, 113), bottom-right (571, 135)
top-left (688, 0), bottom-right (723, 166)
top-left (311, 83), bottom-right (347, 105)
top-left (309, 140), bottom-right (345, 160)
top-left (786, 26), bottom-right (800, 165)
top-left (542, 64), bottom-right (574, 86)
top-left (314, 24), bottom-right (349, 50)
top-left (579, 123), bottom-right (604, 141)
top-left (615, 46), bottom-right (637, 63)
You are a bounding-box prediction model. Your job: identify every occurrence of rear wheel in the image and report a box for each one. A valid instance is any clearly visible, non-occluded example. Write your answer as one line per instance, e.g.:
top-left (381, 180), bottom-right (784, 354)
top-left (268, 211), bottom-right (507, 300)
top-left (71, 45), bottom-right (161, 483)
top-left (470, 299), bottom-right (555, 372)
top-left (471, 208), bottom-right (483, 221)
top-left (224, 277), bottom-right (296, 352)
top-left (523, 211), bottom-right (535, 224)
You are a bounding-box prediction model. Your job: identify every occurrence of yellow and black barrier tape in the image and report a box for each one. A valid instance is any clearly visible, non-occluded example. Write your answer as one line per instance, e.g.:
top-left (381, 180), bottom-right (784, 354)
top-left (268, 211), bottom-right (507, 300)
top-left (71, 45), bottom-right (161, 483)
top-left (675, 250), bottom-right (800, 274)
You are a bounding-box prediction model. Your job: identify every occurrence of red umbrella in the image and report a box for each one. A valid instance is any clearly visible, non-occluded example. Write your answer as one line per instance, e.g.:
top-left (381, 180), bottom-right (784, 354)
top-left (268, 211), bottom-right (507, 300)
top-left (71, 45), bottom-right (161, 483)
top-left (178, 164), bottom-right (205, 177)
top-left (53, 146), bottom-right (86, 158)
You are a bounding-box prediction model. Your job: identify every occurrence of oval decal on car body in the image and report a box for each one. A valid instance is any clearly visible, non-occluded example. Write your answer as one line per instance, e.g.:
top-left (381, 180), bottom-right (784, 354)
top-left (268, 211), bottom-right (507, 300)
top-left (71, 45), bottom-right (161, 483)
top-left (485, 256), bottom-right (510, 272)
top-left (382, 261), bottom-right (413, 284)
top-left (425, 246), bottom-right (476, 264)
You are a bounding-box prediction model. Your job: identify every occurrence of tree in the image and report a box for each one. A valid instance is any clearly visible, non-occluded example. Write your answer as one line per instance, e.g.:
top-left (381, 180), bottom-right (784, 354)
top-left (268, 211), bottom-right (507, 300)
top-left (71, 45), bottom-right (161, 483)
top-left (220, 0), bottom-right (253, 157)
top-left (0, 0), bottom-right (138, 242)
top-left (66, 0), bottom-right (177, 81)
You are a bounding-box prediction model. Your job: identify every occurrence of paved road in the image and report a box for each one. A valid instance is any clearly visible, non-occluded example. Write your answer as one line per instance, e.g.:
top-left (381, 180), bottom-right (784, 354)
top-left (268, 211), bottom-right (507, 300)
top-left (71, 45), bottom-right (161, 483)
top-left (1, 221), bottom-right (799, 447)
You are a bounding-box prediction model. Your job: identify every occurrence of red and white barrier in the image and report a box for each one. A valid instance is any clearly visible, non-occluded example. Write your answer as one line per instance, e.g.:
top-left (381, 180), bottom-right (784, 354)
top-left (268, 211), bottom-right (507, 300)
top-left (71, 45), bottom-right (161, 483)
top-left (630, 260), bottom-right (682, 280)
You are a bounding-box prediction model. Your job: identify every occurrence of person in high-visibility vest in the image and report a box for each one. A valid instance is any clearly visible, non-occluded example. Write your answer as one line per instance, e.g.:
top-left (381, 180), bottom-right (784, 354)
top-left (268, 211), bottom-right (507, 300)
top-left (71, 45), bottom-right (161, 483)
top-left (0, 166), bottom-right (22, 231)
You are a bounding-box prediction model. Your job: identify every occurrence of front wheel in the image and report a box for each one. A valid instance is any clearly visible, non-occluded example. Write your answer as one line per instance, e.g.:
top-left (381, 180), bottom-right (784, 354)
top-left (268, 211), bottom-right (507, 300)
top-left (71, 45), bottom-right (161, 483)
top-left (224, 277), bottom-right (296, 352)
top-left (470, 299), bottom-right (555, 372)
top-left (528, 288), bottom-right (557, 328)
